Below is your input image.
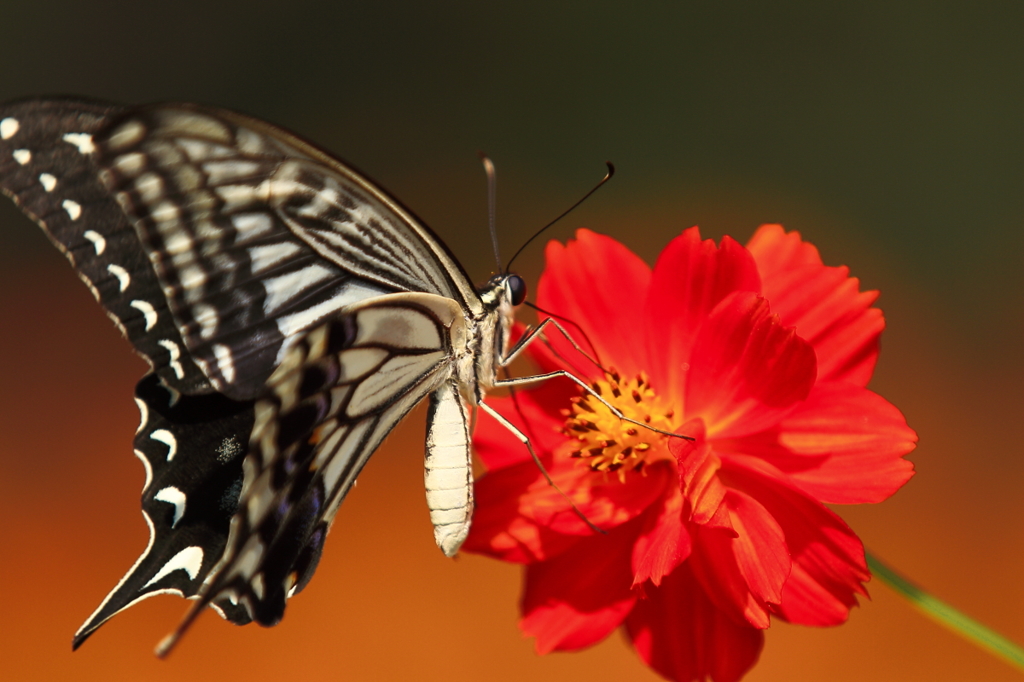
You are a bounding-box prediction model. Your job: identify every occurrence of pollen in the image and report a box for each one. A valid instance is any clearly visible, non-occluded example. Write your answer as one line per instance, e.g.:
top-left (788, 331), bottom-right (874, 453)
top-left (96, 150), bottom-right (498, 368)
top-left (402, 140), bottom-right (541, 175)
top-left (561, 369), bottom-right (676, 480)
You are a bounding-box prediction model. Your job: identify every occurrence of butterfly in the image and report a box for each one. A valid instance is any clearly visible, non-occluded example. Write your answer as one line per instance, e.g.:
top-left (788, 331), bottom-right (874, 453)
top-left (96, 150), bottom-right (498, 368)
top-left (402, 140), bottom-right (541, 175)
top-left (0, 97), bottom-right (544, 653)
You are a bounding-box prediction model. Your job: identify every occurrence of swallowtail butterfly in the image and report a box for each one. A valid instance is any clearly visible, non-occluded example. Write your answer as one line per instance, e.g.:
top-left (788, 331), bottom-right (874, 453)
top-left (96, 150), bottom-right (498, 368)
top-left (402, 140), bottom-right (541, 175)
top-left (0, 97), bottom-right (545, 653)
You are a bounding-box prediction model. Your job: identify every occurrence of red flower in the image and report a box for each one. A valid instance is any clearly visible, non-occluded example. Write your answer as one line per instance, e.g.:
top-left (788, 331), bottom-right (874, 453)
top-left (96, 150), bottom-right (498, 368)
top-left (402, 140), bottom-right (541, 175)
top-left (464, 225), bottom-right (917, 682)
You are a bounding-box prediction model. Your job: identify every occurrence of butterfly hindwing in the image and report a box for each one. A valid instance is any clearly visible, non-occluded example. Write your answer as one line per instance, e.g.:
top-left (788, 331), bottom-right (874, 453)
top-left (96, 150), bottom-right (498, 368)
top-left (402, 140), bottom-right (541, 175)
top-left (0, 98), bottom-right (211, 393)
top-left (72, 373), bottom-right (256, 648)
top-left (177, 293), bottom-right (464, 629)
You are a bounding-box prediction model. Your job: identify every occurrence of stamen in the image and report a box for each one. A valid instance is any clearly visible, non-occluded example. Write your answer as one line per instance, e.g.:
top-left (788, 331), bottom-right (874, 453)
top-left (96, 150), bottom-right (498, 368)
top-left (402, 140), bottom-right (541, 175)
top-left (560, 370), bottom-right (676, 481)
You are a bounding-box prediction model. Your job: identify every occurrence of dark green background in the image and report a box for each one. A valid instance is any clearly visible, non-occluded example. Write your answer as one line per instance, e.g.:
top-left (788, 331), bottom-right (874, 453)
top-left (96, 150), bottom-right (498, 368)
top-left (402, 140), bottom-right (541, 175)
top-left (0, 3), bottom-right (1021, 681)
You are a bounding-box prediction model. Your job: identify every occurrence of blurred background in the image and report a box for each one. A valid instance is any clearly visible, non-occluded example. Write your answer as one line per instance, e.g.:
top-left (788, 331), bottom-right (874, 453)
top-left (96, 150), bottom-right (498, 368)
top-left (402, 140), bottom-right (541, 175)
top-left (0, 2), bottom-right (1021, 680)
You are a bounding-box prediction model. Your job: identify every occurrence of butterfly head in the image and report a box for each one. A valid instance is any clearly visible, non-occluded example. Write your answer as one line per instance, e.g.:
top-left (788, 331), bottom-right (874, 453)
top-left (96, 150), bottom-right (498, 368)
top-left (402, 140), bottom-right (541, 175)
top-left (505, 273), bottom-right (528, 307)
top-left (479, 272), bottom-right (527, 311)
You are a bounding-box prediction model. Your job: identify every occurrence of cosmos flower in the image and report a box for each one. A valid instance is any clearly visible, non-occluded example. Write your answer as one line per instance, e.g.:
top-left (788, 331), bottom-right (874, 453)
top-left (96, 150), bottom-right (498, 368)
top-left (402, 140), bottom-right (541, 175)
top-left (464, 225), bottom-right (917, 682)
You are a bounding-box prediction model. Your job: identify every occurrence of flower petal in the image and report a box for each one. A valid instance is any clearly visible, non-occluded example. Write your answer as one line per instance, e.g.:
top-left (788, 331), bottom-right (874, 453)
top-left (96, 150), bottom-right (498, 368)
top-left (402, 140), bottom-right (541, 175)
top-left (721, 382), bottom-right (917, 503)
top-left (537, 229), bottom-right (652, 380)
top-left (747, 224), bottom-right (884, 386)
top-left (643, 227), bottom-right (761, 402)
top-left (689, 489), bottom-right (791, 629)
top-left (626, 563), bottom-right (764, 682)
top-left (632, 489), bottom-right (692, 587)
top-left (463, 460), bottom-right (590, 563)
top-left (520, 519), bottom-right (640, 654)
top-left (721, 458), bottom-right (871, 626)
top-left (466, 456), bottom-right (672, 563)
top-left (686, 292), bottom-right (817, 439)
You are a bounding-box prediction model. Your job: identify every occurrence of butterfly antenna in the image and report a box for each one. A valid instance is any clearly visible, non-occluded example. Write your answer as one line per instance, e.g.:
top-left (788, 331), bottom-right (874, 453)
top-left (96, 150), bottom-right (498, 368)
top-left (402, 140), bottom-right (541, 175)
top-left (505, 161), bottom-right (615, 272)
top-left (479, 152), bottom-right (502, 272)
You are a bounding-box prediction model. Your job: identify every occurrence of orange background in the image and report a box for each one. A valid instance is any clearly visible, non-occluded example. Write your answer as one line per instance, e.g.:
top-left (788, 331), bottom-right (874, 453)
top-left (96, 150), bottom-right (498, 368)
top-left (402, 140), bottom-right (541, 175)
top-left (1, 3), bottom-right (1022, 681)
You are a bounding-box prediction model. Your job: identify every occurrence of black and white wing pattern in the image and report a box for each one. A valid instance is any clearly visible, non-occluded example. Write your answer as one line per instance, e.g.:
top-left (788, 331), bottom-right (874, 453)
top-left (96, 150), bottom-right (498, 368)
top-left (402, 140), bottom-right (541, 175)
top-left (167, 292), bottom-right (468, 635)
top-left (74, 372), bottom-right (257, 647)
top-left (0, 97), bottom-right (515, 652)
top-left (0, 99), bottom-right (211, 394)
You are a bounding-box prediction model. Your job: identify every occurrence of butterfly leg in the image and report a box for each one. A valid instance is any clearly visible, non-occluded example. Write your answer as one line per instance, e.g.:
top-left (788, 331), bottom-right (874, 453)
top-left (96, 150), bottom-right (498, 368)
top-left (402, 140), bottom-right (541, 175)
top-left (493, 371), bottom-right (691, 442)
top-left (501, 316), bottom-right (599, 369)
top-left (478, 401), bottom-right (604, 535)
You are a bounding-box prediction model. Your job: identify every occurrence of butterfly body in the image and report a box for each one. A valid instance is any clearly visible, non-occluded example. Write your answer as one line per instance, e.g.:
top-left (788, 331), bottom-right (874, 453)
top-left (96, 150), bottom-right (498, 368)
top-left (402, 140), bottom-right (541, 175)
top-left (0, 98), bottom-right (521, 647)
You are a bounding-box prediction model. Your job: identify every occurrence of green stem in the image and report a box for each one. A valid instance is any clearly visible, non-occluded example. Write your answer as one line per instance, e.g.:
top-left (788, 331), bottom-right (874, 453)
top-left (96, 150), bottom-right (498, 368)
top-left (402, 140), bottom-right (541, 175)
top-left (866, 551), bottom-right (1024, 673)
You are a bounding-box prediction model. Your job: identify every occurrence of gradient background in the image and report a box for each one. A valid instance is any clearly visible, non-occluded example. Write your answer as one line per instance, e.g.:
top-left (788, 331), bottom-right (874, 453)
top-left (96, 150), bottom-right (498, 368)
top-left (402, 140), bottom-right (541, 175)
top-left (0, 3), bottom-right (1021, 680)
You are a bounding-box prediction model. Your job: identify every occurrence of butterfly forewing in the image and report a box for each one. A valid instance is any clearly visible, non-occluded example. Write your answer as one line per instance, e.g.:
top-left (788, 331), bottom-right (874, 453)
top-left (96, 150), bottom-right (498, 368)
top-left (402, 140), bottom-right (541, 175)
top-left (0, 99), bottom-right (211, 393)
top-left (93, 105), bottom-right (406, 399)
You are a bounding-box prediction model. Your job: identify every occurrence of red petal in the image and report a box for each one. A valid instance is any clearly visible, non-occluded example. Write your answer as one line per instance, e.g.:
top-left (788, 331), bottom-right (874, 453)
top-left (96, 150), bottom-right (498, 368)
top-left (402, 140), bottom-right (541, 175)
top-left (685, 292), bottom-right (817, 439)
top-left (463, 460), bottom-right (590, 563)
top-left (520, 519), bottom-right (639, 653)
top-left (747, 224), bottom-right (884, 386)
top-left (466, 457), bottom-right (672, 563)
top-left (643, 228), bottom-right (761, 403)
top-left (537, 229), bottom-right (652, 380)
top-left (723, 382), bottom-right (917, 503)
top-left (626, 563), bottom-right (764, 682)
top-left (689, 489), bottom-right (791, 628)
top-left (721, 459), bottom-right (871, 626)
top-left (673, 434), bottom-right (730, 528)
top-left (632, 489), bottom-right (692, 587)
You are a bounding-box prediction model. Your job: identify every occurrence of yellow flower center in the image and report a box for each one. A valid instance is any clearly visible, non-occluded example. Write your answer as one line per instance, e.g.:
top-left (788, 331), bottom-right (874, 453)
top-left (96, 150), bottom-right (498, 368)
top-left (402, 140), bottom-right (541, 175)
top-left (561, 369), bottom-right (677, 479)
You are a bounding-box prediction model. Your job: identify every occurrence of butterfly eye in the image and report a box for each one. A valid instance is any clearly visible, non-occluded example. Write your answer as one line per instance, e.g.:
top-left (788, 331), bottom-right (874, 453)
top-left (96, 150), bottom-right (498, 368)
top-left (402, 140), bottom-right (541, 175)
top-left (506, 274), bottom-right (527, 306)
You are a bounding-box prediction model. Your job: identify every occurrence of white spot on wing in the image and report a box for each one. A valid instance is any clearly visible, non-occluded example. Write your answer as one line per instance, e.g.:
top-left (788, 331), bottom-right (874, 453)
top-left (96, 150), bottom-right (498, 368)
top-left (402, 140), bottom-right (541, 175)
top-left (213, 343), bottom-right (236, 384)
top-left (215, 183), bottom-right (260, 212)
top-left (193, 303), bottom-right (219, 340)
top-left (0, 117), bottom-right (19, 140)
top-left (134, 448), bottom-right (154, 491)
top-left (113, 151), bottom-right (146, 176)
top-left (130, 300), bottom-right (158, 331)
top-left (203, 159), bottom-right (264, 185)
top-left (157, 339), bottom-right (185, 379)
top-left (62, 199), bottom-right (82, 221)
top-left (62, 132), bottom-right (96, 155)
top-left (106, 120), bottom-right (145, 151)
top-left (143, 546), bottom-right (204, 588)
top-left (107, 264), bottom-right (131, 292)
top-left (38, 173), bottom-right (57, 192)
top-left (231, 212), bottom-right (275, 244)
top-left (12, 149), bottom-right (30, 165)
top-left (151, 428), bottom-right (178, 461)
top-left (154, 486), bottom-right (187, 527)
top-left (134, 397), bottom-right (149, 435)
top-left (83, 230), bottom-right (106, 255)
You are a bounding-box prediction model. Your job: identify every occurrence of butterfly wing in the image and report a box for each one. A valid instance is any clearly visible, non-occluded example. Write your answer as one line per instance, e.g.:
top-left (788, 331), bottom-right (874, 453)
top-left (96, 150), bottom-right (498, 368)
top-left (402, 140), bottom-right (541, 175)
top-left (0, 98), bottom-right (212, 393)
top-left (93, 102), bottom-right (483, 399)
top-left (72, 373), bottom-right (255, 648)
top-left (1, 98), bottom-right (485, 646)
top-left (160, 292), bottom-right (466, 639)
